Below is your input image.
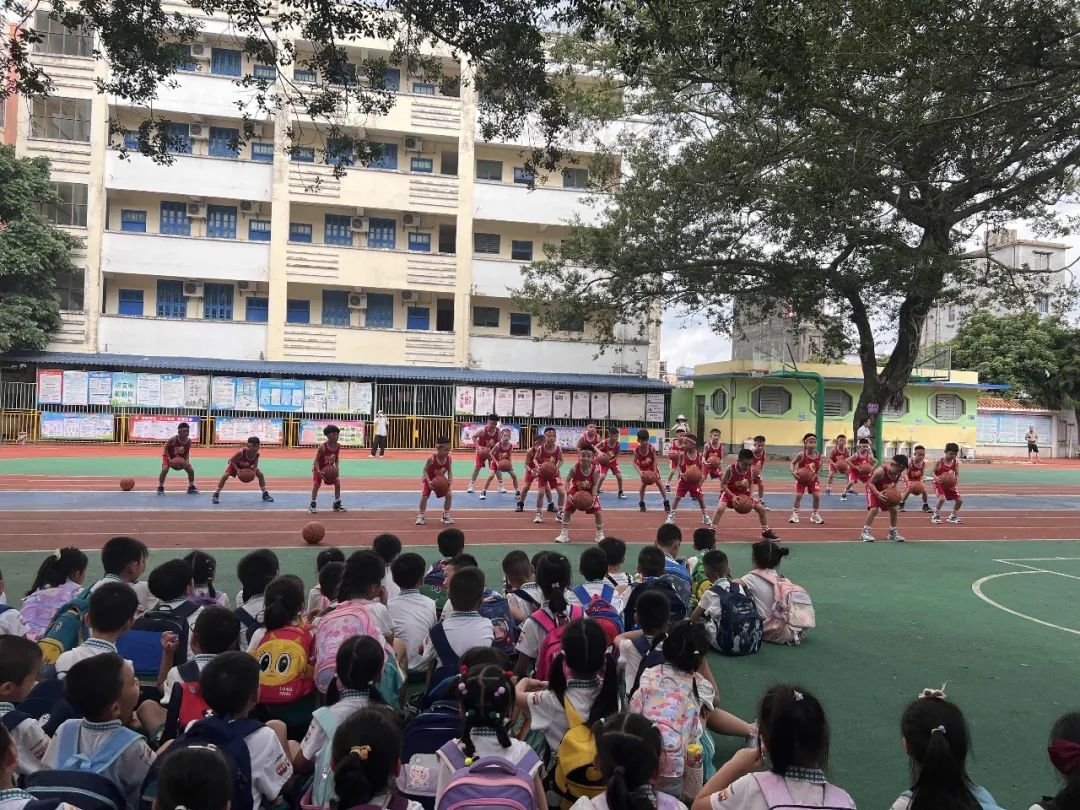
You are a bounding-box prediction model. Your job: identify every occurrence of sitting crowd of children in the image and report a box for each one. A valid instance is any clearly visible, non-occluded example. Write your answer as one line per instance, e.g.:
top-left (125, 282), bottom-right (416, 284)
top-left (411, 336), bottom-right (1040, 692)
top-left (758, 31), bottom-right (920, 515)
top-left (0, 531), bottom-right (1068, 810)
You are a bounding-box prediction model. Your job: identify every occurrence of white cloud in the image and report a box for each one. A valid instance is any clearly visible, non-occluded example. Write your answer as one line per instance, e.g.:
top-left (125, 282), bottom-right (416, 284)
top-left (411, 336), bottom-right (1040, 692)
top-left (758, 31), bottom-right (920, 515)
top-left (660, 309), bottom-right (730, 368)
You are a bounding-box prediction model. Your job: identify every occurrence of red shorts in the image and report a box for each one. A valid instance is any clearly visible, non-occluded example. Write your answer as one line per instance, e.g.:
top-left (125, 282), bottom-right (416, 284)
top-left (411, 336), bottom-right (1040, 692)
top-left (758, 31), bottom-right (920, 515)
top-left (566, 492), bottom-right (601, 515)
top-left (849, 469), bottom-right (871, 483)
top-left (720, 490), bottom-right (759, 508)
top-left (828, 462), bottom-right (847, 474)
top-left (474, 448), bottom-right (494, 468)
top-left (488, 458), bottom-right (512, 473)
top-left (163, 454), bottom-right (189, 467)
top-left (708, 467), bottom-right (722, 479)
top-left (224, 463), bottom-right (256, 478)
top-left (676, 479), bottom-right (704, 500)
top-left (600, 459), bottom-right (621, 475)
top-left (312, 469), bottom-right (334, 484)
top-left (421, 480), bottom-right (448, 499)
top-left (934, 483), bottom-right (960, 501)
top-left (525, 469), bottom-right (563, 489)
top-left (795, 478), bottom-right (820, 495)
top-left (866, 488), bottom-right (894, 511)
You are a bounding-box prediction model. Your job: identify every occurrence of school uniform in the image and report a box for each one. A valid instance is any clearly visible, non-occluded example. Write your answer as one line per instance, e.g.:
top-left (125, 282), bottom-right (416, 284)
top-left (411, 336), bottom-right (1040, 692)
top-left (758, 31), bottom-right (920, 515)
top-left (572, 794), bottom-right (687, 810)
top-left (696, 578), bottom-right (732, 646)
top-left (43, 719), bottom-right (155, 810)
top-left (573, 580), bottom-right (625, 613)
top-left (180, 717), bottom-right (292, 810)
top-left (299, 690), bottom-right (371, 761)
top-left (191, 585), bottom-right (229, 607)
top-left (155, 597), bottom-right (204, 628)
top-left (0, 607), bottom-right (27, 638)
top-left (358, 598), bottom-right (394, 640)
top-left (435, 729), bottom-right (542, 799)
top-left (606, 572), bottom-right (633, 590)
top-left (739, 571), bottom-right (776, 623)
top-left (237, 594), bottom-right (266, 649)
top-left (388, 590), bottom-right (437, 672)
top-left (90, 576), bottom-right (154, 614)
top-left (382, 571), bottom-right (401, 603)
top-left (434, 612), bottom-right (494, 663)
top-left (0, 788), bottom-right (79, 810)
top-left (617, 635), bottom-right (664, 697)
top-left (0, 702), bottom-right (48, 776)
top-left (526, 679), bottom-right (603, 752)
top-left (55, 637), bottom-right (128, 680)
top-left (306, 586), bottom-right (329, 616)
top-left (516, 605), bottom-right (575, 661)
top-left (710, 770), bottom-right (855, 809)
top-left (160, 653), bottom-right (216, 706)
top-left (891, 785), bottom-right (999, 810)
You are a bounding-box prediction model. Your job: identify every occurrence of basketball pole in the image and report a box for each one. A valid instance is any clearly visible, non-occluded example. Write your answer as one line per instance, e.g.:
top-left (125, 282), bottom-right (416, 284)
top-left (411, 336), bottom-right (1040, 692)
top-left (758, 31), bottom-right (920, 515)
top-left (768, 370), bottom-right (825, 453)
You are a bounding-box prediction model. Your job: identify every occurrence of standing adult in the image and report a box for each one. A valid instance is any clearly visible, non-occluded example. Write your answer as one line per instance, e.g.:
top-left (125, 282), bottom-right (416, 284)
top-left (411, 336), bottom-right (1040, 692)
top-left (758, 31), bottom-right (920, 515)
top-left (856, 417), bottom-right (873, 444)
top-left (371, 409), bottom-right (389, 457)
top-left (1026, 426), bottom-right (1041, 463)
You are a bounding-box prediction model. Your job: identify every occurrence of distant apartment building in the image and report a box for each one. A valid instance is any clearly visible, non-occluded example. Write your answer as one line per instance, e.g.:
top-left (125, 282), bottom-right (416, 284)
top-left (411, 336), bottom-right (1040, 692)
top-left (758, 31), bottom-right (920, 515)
top-left (730, 304), bottom-right (824, 365)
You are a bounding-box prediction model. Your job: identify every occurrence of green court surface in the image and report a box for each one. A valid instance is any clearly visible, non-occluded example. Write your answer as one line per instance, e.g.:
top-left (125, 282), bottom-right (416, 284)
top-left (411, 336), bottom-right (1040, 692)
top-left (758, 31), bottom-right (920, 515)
top-left (2, 539), bottom-right (1076, 808)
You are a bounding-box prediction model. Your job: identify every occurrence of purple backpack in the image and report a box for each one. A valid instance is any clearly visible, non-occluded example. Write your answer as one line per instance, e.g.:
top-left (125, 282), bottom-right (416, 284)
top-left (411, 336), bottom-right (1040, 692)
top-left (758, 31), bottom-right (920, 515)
top-left (753, 771), bottom-right (855, 808)
top-left (436, 741), bottom-right (540, 810)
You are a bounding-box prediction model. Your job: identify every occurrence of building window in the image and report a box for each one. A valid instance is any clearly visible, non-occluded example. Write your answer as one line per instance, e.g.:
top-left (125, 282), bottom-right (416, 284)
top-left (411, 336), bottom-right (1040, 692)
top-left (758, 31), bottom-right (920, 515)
top-left (563, 168), bottom-right (589, 189)
top-left (34, 12), bottom-right (92, 57)
top-left (289, 223), bottom-right (313, 243)
top-left (206, 205), bottom-right (238, 239)
top-left (120, 210), bottom-right (147, 233)
top-left (513, 167), bottom-right (534, 185)
top-left (209, 126), bottom-right (239, 158)
top-left (294, 67), bottom-right (317, 84)
top-left (30, 97), bottom-right (91, 142)
top-left (251, 142), bottom-right (274, 162)
top-left (369, 143), bottom-right (398, 170)
top-left (380, 68), bottom-right (400, 91)
top-left (410, 156), bottom-right (433, 173)
top-left (245, 296), bottom-right (268, 322)
top-left (157, 280), bottom-right (187, 318)
top-left (1039, 294), bottom-right (1050, 315)
top-left (511, 240), bottom-right (533, 261)
top-left (292, 146), bottom-right (315, 163)
top-left (365, 293), bottom-right (395, 328)
top-left (177, 45), bottom-right (197, 72)
top-left (558, 315), bottom-right (585, 333)
top-left (40, 182), bottom-right (88, 227)
top-left (123, 130), bottom-right (140, 150)
top-left (822, 389), bottom-right (853, 418)
top-left (933, 393), bottom-right (965, 420)
top-left (710, 388), bottom-right (727, 414)
top-left (882, 396), bottom-right (910, 419)
top-left (408, 232), bottom-right (431, 252)
top-left (327, 61), bottom-right (357, 86)
top-left (750, 385), bottom-right (792, 415)
top-left (54, 267), bottom-right (85, 310)
top-left (118, 289), bottom-right (144, 316)
top-left (472, 306), bottom-right (500, 328)
top-left (211, 47), bottom-right (242, 77)
top-left (248, 220), bottom-right (271, 241)
top-left (322, 290), bottom-right (351, 326)
top-left (253, 64), bottom-right (276, 80)
top-left (286, 299), bottom-right (310, 324)
top-left (476, 159), bottom-right (503, 181)
top-left (441, 151), bottom-right (458, 177)
top-left (203, 283), bottom-right (234, 320)
top-left (325, 137), bottom-right (354, 168)
top-left (412, 82), bottom-right (436, 95)
top-left (510, 312), bottom-right (532, 337)
top-left (474, 233), bottom-right (501, 255)
top-left (367, 218), bottom-right (396, 250)
top-left (166, 123), bottom-right (191, 155)
top-left (160, 201), bottom-right (191, 236)
top-left (438, 224), bottom-right (456, 254)
top-left (324, 214), bottom-right (353, 247)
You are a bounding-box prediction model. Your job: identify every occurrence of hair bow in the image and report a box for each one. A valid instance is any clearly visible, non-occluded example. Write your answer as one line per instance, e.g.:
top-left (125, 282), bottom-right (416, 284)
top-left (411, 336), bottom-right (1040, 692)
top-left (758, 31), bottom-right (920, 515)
top-left (1050, 739), bottom-right (1080, 775)
top-left (350, 745), bottom-right (371, 760)
top-left (919, 683), bottom-right (947, 700)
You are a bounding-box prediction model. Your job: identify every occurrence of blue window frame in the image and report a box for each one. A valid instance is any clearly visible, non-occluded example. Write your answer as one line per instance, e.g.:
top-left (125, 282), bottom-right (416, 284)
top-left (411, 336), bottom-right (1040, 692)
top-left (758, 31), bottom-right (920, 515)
top-left (245, 296), bottom-right (268, 322)
top-left (286, 299), bottom-right (310, 324)
top-left (252, 142), bottom-right (274, 162)
top-left (408, 232), bottom-right (431, 253)
top-left (412, 82), bottom-right (436, 95)
top-left (159, 201), bottom-right (191, 236)
top-left (289, 223), bottom-right (313, 243)
top-left (121, 210), bottom-right (147, 233)
top-left (511, 240), bottom-right (533, 261)
top-left (324, 214), bottom-right (353, 247)
top-left (329, 62), bottom-right (357, 86)
top-left (410, 156), bottom-right (433, 173)
top-left (203, 283), bottom-right (234, 320)
top-left (367, 217), bottom-right (396, 250)
top-left (513, 167), bottom-right (534, 184)
top-left (326, 137), bottom-right (354, 168)
top-left (365, 293), bottom-right (394, 328)
top-left (294, 67), bottom-right (316, 83)
top-left (211, 47), bottom-right (241, 77)
top-left (206, 205), bottom-right (237, 239)
top-left (474, 232), bottom-right (500, 255)
top-left (248, 220), bottom-right (271, 241)
top-left (381, 68), bottom-right (400, 91)
top-left (369, 143), bottom-right (398, 170)
top-left (322, 290), bottom-right (350, 326)
top-left (123, 130), bottom-right (139, 149)
top-left (209, 126), bottom-right (239, 158)
top-left (407, 306), bottom-right (430, 331)
top-left (292, 146), bottom-right (315, 163)
top-left (156, 280), bottom-right (187, 318)
top-left (118, 289), bottom-right (144, 316)
top-left (166, 123), bottom-right (191, 155)
top-left (253, 64), bottom-right (276, 80)
top-left (510, 312), bottom-right (532, 336)
top-left (563, 167), bottom-right (589, 189)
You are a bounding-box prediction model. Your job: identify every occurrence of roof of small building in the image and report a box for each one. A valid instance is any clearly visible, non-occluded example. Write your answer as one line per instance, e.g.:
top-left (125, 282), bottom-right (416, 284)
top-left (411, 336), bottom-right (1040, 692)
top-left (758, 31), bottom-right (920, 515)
top-left (977, 396), bottom-right (1054, 412)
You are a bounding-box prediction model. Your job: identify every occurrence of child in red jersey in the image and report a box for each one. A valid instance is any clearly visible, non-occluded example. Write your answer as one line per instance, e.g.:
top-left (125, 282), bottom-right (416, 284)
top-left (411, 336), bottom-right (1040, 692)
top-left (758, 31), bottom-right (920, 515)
top-left (664, 428), bottom-right (687, 493)
top-left (751, 434), bottom-right (768, 507)
top-left (522, 426), bottom-right (566, 523)
top-left (465, 414), bottom-right (501, 493)
top-left (861, 454), bottom-right (909, 543)
top-left (632, 429), bottom-right (670, 514)
top-left (704, 429), bottom-right (724, 480)
top-left (841, 439), bottom-right (876, 501)
top-left (824, 434), bottom-right (850, 495)
top-left (899, 444), bottom-right (932, 513)
top-left (596, 427), bottom-right (626, 499)
top-left (556, 446), bottom-right (604, 544)
top-left (309, 424), bottom-right (346, 513)
top-left (212, 436), bottom-right (273, 504)
top-left (788, 432), bottom-right (824, 525)
top-left (577, 422), bottom-right (602, 456)
top-left (710, 448), bottom-right (778, 540)
top-left (665, 435), bottom-right (711, 526)
top-left (417, 436), bottom-right (454, 526)
top-left (158, 422), bottom-right (197, 495)
top-left (515, 436), bottom-right (556, 514)
top-left (480, 428), bottom-right (519, 500)
top-left (931, 442), bottom-right (964, 525)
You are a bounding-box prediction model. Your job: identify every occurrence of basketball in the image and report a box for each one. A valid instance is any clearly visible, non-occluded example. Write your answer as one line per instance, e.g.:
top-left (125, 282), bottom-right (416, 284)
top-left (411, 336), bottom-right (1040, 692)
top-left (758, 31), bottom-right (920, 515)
top-left (302, 522), bottom-right (325, 544)
top-left (497, 459), bottom-right (513, 472)
top-left (237, 468), bottom-right (256, 483)
top-left (706, 454), bottom-right (721, 469)
top-left (640, 469), bottom-right (659, 485)
top-left (571, 490), bottom-right (594, 511)
top-left (169, 458), bottom-right (187, 470)
top-left (938, 471), bottom-right (958, 489)
top-left (834, 459), bottom-right (849, 473)
top-left (597, 453), bottom-right (612, 465)
top-left (431, 475), bottom-right (450, 497)
top-left (685, 466), bottom-right (704, 485)
top-left (119, 477), bottom-right (135, 491)
top-left (732, 494), bottom-right (754, 514)
top-left (477, 447), bottom-right (491, 461)
top-left (857, 462), bottom-right (872, 475)
top-left (667, 447), bottom-right (681, 461)
top-left (795, 467), bottom-right (816, 484)
top-left (907, 480), bottom-right (926, 496)
top-left (321, 463), bottom-right (339, 484)
top-left (878, 486), bottom-right (903, 507)
top-left (538, 462), bottom-right (558, 482)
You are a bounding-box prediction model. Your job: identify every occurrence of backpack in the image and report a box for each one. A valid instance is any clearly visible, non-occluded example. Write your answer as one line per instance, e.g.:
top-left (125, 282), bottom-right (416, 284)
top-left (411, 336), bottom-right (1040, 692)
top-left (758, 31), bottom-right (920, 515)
top-left (553, 696), bottom-right (605, 805)
top-left (708, 583), bottom-right (763, 656)
top-left (628, 635), bottom-right (664, 697)
top-left (140, 716), bottom-right (262, 810)
top-left (689, 559), bottom-right (710, 609)
top-left (436, 741), bottom-right (541, 810)
top-left (479, 591), bottom-right (518, 656)
top-left (235, 606), bottom-right (261, 648)
top-left (572, 585), bottom-right (623, 645)
top-left (116, 600), bottom-right (200, 682)
top-left (163, 659), bottom-right (211, 741)
top-left (426, 624), bottom-right (460, 688)
top-left (627, 665), bottom-right (701, 792)
top-left (658, 566), bottom-right (692, 609)
top-left (749, 570), bottom-right (815, 645)
top-left (313, 601), bottom-right (389, 693)
top-left (25, 720), bottom-right (142, 810)
top-left (17, 678), bottom-right (76, 737)
top-left (253, 624), bottom-right (316, 704)
top-left (511, 588), bottom-right (541, 616)
top-left (22, 582), bottom-right (82, 642)
top-left (298, 707), bottom-right (340, 810)
top-left (530, 605), bottom-right (584, 681)
top-left (421, 561), bottom-right (450, 613)
top-left (37, 587), bottom-right (93, 668)
top-left (624, 578), bottom-right (686, 631)
top-left (753, 771), bottom-right (855, 809)
top-left (396, 700), bottom-right (463, 810)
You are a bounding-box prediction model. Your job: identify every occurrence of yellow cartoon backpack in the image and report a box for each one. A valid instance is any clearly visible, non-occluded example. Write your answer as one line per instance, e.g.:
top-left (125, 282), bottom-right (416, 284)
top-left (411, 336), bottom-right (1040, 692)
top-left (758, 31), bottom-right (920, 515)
top-left (253, 623), bottom-right (315, 704)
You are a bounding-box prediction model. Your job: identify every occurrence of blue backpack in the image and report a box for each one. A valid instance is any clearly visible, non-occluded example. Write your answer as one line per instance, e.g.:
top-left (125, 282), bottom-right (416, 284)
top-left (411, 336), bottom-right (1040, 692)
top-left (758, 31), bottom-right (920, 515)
top-left (708, 582), bottom-right (763, 657)
top-left (38, 587), bottom-right (93, 672)
top-left (426, 624), bottom-right (459, 689)
top-left (572, 584), bottom-right (623, 645)
top-left (117, 601), bottom-right (200, 683)
top-left (25, 720), bottom-right (142, 810)
top-left (421, 561), bottom-right (450, 612)
top-left (234, 606), bottom-right (261, 649)
top-left (479, 590), bottom-right (518, 657)
top-left (623, 577), bottom-right (686, 631)
top-left (396, 700), bottom-right (464, 810)
top-left (17, 678), bottom-right (76, 736)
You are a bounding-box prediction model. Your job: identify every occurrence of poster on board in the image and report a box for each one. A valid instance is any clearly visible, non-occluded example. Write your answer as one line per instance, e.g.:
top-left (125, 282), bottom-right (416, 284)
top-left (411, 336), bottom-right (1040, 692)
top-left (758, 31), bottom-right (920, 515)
top-left (185, 376), bottom-right (210, 409)
top-left (349, 382), bottom-right (373, 414)
top-left (494, 388), bottom-right (514, 418)
top-left (326, 381), bottom-right (349, 413)
top-left (475, 387), bottom-right (495, 416)
top-left (214, 416), bottom-right (285, 445)
top-left (533, 390), bottom-right (553, 418)
top-left (299, 419), bottom-right (365, 446)
top-left (258, 379), bottom-right (304, 412)
top-left (111, 373), bottom-right (137, 407)
top-left (136, 374), bottom-right (162, 407)
top-left (303, 380), bottom-right (328, 413)
top-left (36, 370), bottom-right (63, 404)
top-left (129, 414), bottom-right (201, 442)
top-left (160, 375), bottom-right (185, 408)
top-left (235, 378), bottom-right (258, 411)
top-left (552, 390), bottom-right (571, 419)
top-left (40, 411), bottom-right (114, 440)
top-left (590, 392), bottom-right (609, 420)
top-left (645, 393), bottom-right (666, 423)
top-left (610, 393), bottom-right (647, 422)
top-left (60, 371), bottom-right (88, 406)
top-left (455, 386), bottom-right (475, 416)
top-left (88, 372), bottom-right (113, 406)
top-left (211, 377), bottom-right (236, 410)
top-left (536, 425), bottom-right (586, 450)
top-left (514, 389), bottom-right (533, 417)
top-left (571, 391), bottom-right (591, 419)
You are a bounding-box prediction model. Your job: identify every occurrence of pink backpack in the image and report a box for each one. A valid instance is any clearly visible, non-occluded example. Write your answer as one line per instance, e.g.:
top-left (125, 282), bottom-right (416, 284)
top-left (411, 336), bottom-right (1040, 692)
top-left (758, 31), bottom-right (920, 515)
top-left (530, 605), bottom-right (584, 680)
top-left (21, 581), bottom-right (81, 641)
top-left (627, 664), bottom-right (701, 795)
top-left (749, 570), bottom-right (815, 645)
top-left (752, 771), bottom-right (854, 808)
top-left (313, 600), bottom-right (391, 693)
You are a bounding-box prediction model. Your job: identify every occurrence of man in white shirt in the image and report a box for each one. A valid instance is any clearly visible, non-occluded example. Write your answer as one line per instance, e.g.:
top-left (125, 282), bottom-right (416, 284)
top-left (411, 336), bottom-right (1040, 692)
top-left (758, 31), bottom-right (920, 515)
top-left (371, 410), bottom-right (389, 457)
top-left (856, 417), bottom-right (873, 443)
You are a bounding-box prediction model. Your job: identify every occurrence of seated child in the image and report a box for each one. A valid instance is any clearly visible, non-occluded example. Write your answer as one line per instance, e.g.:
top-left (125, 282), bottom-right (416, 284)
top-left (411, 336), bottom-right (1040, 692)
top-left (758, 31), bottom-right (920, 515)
top-left (388, 553), bottom-right (437, 676)
top-left (616, 590), bottom-right (671, 697)
top-left (307, 547), bottom-right (345, 615)
top-left (373, 534), bottom-right (403, 603)
top-left (686, 528), bottom-right (717, 609)
top-left (152, 744), bottom-right (231, 810)
top-left (184, 550), bottom-right (229, 608)
top-left (156, 605), bottom-right (241, 709)
top-left (91, 536), bottom-right (152, 614)
top-left (20, 548), bottom-right (88, 641)
top-left (690, 550), bottom-right (732, 626)
top-left (573, 547), bottom-right (625, 614)
top-left (0, 722), bottom-right (78, 810)
top-left (428, 567), bottom-right (494, 682)
top-left (598, 537), bottom-right (632, 591)
top-left (1034, 712), bottom-right (1080, 810)
top-left (503, 550), bottom-right (542, 623)
top-left (331, 705), bottom-right (424, 810)
top-left (235, 550), bottom-right (279, 649)
top-left (146, 559), bottom-right (200, 630)
top-left (55, 583), bottom-right (138, 679)
top-left (0, 637), bottom-right (48, 777)
top-left (310, 562), bottom-right (344, 620)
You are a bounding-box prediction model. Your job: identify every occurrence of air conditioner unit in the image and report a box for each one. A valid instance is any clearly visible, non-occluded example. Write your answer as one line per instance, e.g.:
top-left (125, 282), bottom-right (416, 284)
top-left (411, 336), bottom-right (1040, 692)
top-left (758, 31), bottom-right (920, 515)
top-left (187, 203), bottom-right (206, 218)
top-left (348, 293), bottom-right (368, 310)
top-left (402, 212), bottom-right (420, 227)
top-left (401, 290), bottom-right (415, 301)
top-left (404, 136), bottom-right (423, 152)
top-left (237, 281), bottom-right (256, 294)
top-left (189, 123), bottom-right (209, 140)
top-left (183, 281), bottom-right (204, 298)
top-left (190, 43), bottom-right (211, 60)
top-left (240, 200), bottom-right (260, 215)
top-left (350, 216), bottom-right (369, 233)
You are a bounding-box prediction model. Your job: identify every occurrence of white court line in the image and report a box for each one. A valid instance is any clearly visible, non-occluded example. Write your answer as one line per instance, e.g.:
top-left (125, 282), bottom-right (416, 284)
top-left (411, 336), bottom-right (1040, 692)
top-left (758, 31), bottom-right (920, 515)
top-left (972, 566), bottom-right (1080, 636)
top-left (996, 557), bottom-right (1080, 562)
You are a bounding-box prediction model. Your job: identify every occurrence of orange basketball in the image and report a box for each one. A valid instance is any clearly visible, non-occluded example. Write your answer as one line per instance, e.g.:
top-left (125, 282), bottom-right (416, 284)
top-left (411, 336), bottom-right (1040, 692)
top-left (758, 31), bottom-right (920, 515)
top-left (878, 486), bottom-right (903, 507)
top-left (857, 462), bottom-right (872, 475)
top-left (667, 447), bottom-right (681, 461)
top-left (321, 463), bottom-right (339, 484)
top-left (119, 477), bottom-right (135, 491)
top-left (497, 459), bottom-right (513, 472)
top-left (795, 467), bottom-right (816, 484)
top-left (477, 447), bottom-right (491, 461)
top-left (538, 462), bottom-right (558, 482)
top-left (571, 490), bottom-right (594, 511)
top-left (640, 469), bottom-right (659, 485)
top-left (706, 454), bottom-right (721, 469)
top-left (302, 522), bottom-right (325, 544)
top-left (597, 453), bottom-right (612, 466)
top-left (684, 466), bottom-right (704, 485)
top-left (834, 459), bottom-right (849, 473)
top-left (237, 468), bottom-right (256, 483)
top-left (431, 475), bottom-right (450, 497)
top-left (732, 494), bottom-right (754, 514)
top-left (169, 458), bottom-right (187, 470)
top-left (938, 471), bottom-right (957, 489)
top-left (907, 480), bottom-right (925, 496)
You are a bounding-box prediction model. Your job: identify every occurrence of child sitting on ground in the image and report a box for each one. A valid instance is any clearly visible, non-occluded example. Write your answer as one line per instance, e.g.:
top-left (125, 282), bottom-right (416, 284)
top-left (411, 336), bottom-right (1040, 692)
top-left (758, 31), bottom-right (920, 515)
top-left (184, 550), bottom-right (229, 608)
top-left (0, 637), bottom-right (48, 777)
top-left (427, 567), bottom-right (494, 682)
top-left (307, 547), bottom-right (345, 615)
top-left (0, 722), bottom-right (78, 810)
top-left (503, 550), bottom-right (542, 622)
top-left (579, 712), bottom-right (685, 810)
top-left (597, 537), bottom-right (632, 591)
top-left (235, 549), bottom-right (280, 648)
top-left (388, 553), bottom-right (437, 677)
top-left (373, 534), bottom-right (403, 603)
top-left (55, 583), bottom-right (138, 679)
top-left (92, 536), bottom-right (152, 613)
top-left (331, 706), bottom-right (424, 810)
top-left (20, 548), bottom-right (88, 641)
top-left (152, 745), bottom-right (232, 810)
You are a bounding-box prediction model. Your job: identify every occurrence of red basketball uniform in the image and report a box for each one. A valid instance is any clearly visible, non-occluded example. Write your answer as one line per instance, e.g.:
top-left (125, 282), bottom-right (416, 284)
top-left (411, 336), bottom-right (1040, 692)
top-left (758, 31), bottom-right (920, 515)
top-left (598, 437), bottom-right (621, 474)
top-left (720, 463), bottom-right (759, 507)
top-left (867, 465), bottom-right (902, 510)
top-left (566, 462), bottom-right (601, 514)
top-left (828, 446), bottom-right (850, 474)
top-left (578, 431), bottom-right (602, 456)
top-left (705, 440), bottom-right (724, 478)
top-left (529, 443), bottom-right (564, 488)
top-left (752, 447), bottom-right (766, 471)
top-left (472, 426), bottom-right (500, 465)
top-left (848, 451), bottom-right (875, 483)
top-left (224, 448), bottom-right (259, 477)
top-left (906, 458), bottom-right (926, 483)
top-left (163, 436), bottom-right (191, 465)
top-left (676, 451), bottom-right (706, 500)
top-left (488, 441), bottom-right (514, 472)
top-left (792, 451), bottom-right (822, 495)
top-left (313, 443), bottom-right (340, 484)
top-left (933, 457), bottom-right (960, 501)
top-left (634, 444), bottom-right (657, 472)
top-left (422, 453), bottom-right (452, 498)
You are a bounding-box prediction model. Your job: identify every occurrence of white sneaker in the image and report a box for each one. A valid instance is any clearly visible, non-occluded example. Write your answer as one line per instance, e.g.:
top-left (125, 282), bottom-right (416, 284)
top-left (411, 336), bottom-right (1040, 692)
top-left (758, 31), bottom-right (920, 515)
top-left (810, 512), bottom-right (824, 524)
top-left (441, 513), bottom-right (455, 524)
top-left (860, 529), bottom-right (875, 543)
top-left (555, 530), bottom-right (570, 544)
top-left (415, 514), bottom-right (426, 525)
top-left (466, 484), bottom-right (474, 493)
top-left (840, 492), bottom-right (848, 501)
top-left (665, 512), bottom-right (676, 524)
top-left (533, 511), bottom-right (543, 524)
top-left (931, 513), bottom-right (942, 524)
top-left (701, 513), bottom-right (712, 526)
top-left (948, 514), bottom-right (964, 524)
top-left (478, 492), bottom-right (486, 501)
top-left (556, 510), bottom-right (565, 522)
top-left (889, 530), bottom-right (906, 542)
top-left (595, 531), bottom-right (605, 543)
top-left (499, 486), bottom-right (507, 494)
top-left (788, 511), bottom-right (800, 524)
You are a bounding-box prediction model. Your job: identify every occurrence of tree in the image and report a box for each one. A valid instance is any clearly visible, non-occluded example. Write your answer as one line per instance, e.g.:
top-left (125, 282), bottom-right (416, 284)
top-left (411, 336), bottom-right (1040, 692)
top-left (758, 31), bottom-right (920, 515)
top-left (513, 0), bottom-right (1080, 433)
top-left (0, 146), bottom-right (83, 353)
